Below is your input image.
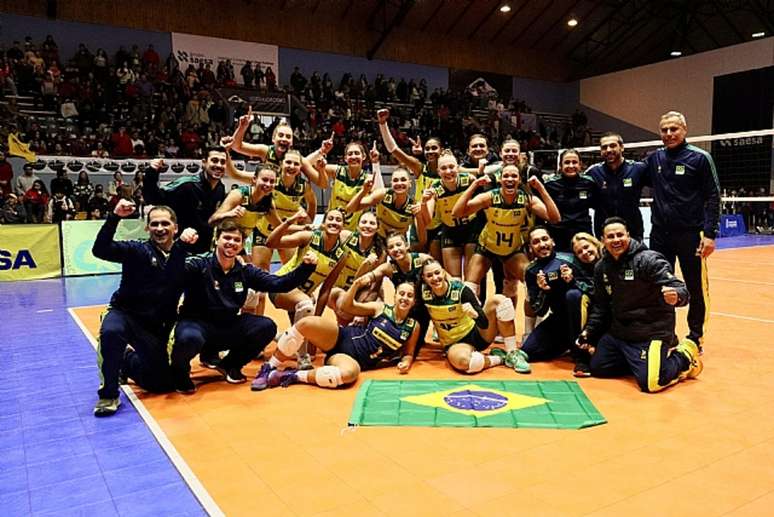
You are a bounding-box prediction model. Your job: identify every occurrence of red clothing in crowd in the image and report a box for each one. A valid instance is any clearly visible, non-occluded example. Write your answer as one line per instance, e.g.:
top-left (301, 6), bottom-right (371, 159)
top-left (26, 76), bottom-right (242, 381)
top-left (0, 161), bottom-right (12, 196)
top-left (24, 187), bottom-right (49, 206)
top-left (111, 130), bottom-right (134, 156)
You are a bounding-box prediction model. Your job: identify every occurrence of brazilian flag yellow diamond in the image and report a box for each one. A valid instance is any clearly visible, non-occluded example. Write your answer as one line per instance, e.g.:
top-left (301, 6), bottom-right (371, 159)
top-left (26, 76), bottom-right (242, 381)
top-left (402, 383), bottom-right (550, 417)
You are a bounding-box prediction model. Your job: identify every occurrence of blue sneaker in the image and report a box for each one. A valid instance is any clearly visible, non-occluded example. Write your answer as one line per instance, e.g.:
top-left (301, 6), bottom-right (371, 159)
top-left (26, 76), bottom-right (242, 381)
top-left (267, 368), bottom-right (299, 388)
top-left (251, 363), bottom-right (275, 391)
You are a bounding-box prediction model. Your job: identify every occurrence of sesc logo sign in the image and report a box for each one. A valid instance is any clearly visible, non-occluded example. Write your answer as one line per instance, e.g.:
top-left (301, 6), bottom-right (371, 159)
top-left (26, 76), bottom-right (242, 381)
top-left (0, 249), bottom-right (37, 270)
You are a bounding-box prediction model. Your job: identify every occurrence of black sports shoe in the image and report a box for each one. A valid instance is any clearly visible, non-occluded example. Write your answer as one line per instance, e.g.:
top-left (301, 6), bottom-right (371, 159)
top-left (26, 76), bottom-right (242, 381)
top-left (174, 374), bottom-right (196, 394)
top-left (217, 366), bottom-right (247, 384)
top-left (199, 352), bottom-right (221, 369)
top-left (573, 361), bottom-right (591, 378)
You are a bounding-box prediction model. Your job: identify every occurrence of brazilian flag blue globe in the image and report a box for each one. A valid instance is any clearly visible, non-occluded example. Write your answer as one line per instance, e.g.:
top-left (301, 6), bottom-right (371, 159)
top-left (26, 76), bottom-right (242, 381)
top-left (348, 380), bottom-right (606, 429)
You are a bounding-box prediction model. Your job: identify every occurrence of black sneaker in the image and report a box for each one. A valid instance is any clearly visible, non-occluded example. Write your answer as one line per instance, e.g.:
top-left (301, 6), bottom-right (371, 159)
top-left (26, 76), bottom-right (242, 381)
top-left (174, 375), bottom-right (196, 394)
top-left (199, 352), bottom-right (221, 370)
top-left (573, 361), bottom-right (591, 378)
top-left (217, 366), bottom-right (247, 384)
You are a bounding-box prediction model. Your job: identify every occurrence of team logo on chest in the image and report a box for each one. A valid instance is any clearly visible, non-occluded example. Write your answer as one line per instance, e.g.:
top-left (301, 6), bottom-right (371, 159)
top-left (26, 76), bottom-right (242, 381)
top-left (675, 164), bottom-right (686, 175)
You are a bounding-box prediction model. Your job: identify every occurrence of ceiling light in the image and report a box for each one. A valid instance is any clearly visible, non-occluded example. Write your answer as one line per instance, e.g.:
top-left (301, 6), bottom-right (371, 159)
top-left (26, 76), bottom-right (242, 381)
top-left (670, 50), bottom-right (682, 57)
top-left (752, 31), bottom-right (765, 38)
top-left (567, 17), bottom-right (578, 27)
top-left (500, 4), bottom-right (511, 13)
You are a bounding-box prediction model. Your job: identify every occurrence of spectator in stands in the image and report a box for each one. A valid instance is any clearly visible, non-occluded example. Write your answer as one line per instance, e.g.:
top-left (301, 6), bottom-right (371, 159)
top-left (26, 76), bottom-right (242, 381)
top-left (108, 171), bottom-right (125, 197)
top-left (74, 43), bottom-right (93, 77)
top-left (0, 56), bottom-right (17, 96)
top-left (88, 183), bottom-right (109, 219)
top-left (73, 170), bottom-right (94, 211)
top-left (15, 162), bottom-right (39, 196)
top-left (93, 48), bottom-right (109, 80)
top-left (91, 141), bottom-right (109, 158)
top-left (0, 150), bottom-right (12, 198)
top-left (47, 188), bottom-right (76, 223)
top-left (23, 179), bottom-right (49, 223)
top-left (254, 63), bottom-right (264, 90)
top-left (1, 193), bottom-right (27, 223)
top-left (265, 66), bottom-right (276, 91)
top-left (6, 41), bottom-right (23, 63)
top-left (111, 126), bottom-right (134, 156)
top-left (240, 61), bottom-right (254, 87)
top-left (142, 44), bottom-right (160, 70)
top-left (50, 168), bottom-right (74, 198)
top-left (290, 66), bottom-right (306, 95)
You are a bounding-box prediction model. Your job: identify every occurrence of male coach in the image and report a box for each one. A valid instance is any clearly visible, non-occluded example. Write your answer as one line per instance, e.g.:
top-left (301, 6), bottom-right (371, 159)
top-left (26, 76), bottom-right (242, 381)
top-left (585, 132), bottom-right (648, 240)
top-left (646, 111), bottom-right (720, 350)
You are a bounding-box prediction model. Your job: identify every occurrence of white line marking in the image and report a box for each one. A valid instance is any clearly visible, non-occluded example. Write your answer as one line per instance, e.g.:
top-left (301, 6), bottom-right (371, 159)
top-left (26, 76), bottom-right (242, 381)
top-left (710, 311), bottom-right (774, 324)
top-left (35, 309), bottom-right (54, 313)
top-left (710, 277), bottom-right (774, 286)
top-left (68, 307), bottom-right (224, 517)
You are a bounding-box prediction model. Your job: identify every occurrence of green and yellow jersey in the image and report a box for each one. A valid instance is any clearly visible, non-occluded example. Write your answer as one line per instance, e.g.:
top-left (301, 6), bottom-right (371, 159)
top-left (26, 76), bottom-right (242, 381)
top-left (330, 165), bottom-right (367, 231)
top-left (273, 174), bottom-right (308, 221)
top-left (414, 163), bottom-right (441, 230)
top-left (277, 228), bottom-right (345, 295)
top-left (430, 173), bottom-right (477, 229)
top-left (376, 189), bottom-right (413, 239)
top-left (421, 279), bottom-right (476, 346)
top-left (235, 185), bottom-right (273, 234)
top-left (334, 231), bottom-right (377, 289)
top-left (478, 187), bottom-right (531, 255)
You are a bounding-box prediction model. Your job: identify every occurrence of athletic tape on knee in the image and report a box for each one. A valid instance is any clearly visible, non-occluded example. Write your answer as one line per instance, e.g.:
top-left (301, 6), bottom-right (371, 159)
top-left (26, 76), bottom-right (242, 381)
top-left (464, 281), bottom-right (480, 299)
top-left (315, 365), bottom-right (343, 388)
top-left (277, 326), bottom-right (304, 357)
top-left (495, 298), bottom-right (515, 322)
top-left (502, 278), bottom-right (517, 298)
top-left (293, 299), bottom-right (314, 324)
top-left (379, 122), bottom-right (398, 153)
top-left (467, 351), bottom-right (485, 373)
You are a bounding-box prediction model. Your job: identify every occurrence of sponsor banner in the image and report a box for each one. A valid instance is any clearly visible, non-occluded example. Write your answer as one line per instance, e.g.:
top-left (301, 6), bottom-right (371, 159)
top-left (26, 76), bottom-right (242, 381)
top-left (0, 224), bottom-right (61, 281)
top-left (61, 219), bottom-right (148, 276)
top-left (29, 155), bottom-right (248, 176)
top-left (171, 32), bottom-right (278, 86)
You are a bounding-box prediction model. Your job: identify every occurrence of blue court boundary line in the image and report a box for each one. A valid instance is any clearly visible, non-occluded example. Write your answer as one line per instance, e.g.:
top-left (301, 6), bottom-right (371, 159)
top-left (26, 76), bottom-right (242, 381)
top-left (68, 306), bottom-right (224, 517)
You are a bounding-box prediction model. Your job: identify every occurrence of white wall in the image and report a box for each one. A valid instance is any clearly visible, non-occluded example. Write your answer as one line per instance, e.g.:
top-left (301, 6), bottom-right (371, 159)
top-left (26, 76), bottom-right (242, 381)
top-left (580, 38), bottom-right (774, 135)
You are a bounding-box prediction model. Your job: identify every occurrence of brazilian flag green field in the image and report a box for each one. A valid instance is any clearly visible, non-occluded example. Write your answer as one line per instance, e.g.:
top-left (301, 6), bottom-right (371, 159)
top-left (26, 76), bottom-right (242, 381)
top-left (348, 380), bottom-right (606, 429)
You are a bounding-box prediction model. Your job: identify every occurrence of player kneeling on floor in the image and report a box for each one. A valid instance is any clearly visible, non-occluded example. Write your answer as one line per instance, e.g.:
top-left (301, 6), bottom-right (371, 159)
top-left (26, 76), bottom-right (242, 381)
top-left (419, 259), bottom-right (530, 374)
top-left (579, 217), bottom-right (703, 392)
top-left (169, 219), bottom-right (317, 393)
top-left (253, 275), bottom-right (420, 390)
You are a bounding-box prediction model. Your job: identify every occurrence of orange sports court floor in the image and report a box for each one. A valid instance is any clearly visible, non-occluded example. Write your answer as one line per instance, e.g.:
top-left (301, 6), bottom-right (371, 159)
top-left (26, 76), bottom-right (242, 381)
top-left (68, 244), bottom-right (774, 517)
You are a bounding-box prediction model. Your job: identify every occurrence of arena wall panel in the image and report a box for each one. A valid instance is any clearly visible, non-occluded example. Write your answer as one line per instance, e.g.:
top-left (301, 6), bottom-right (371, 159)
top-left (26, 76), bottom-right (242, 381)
top-left (579, 38), bottom-right (774, 135)
top-left (0, 224), bottom-right (61, 281)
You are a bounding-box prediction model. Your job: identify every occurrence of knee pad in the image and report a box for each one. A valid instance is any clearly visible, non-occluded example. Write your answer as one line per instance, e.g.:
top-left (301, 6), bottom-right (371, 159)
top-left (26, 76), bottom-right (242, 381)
top-left (314, 365), bottom-right (343, 388)
top-left (277, 325), bottom-right (304, 357)
top-left (466, 351), bottom-right (485, 373)
top-left (293, 299), bottom-right (314, 324)
top-left (495, 298), bottom-right (515, 322)
top-left (463, 281), bottom-right (480, 299)
top-left (502, 278), bottom-right (518, 298)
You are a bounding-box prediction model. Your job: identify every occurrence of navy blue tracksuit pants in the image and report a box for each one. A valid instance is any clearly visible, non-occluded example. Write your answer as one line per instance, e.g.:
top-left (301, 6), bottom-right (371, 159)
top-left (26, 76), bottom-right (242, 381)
top-left (171, 314), bottom-right (277, 375)
top-left (521, 288), bottom-right (590, 364)
top-left (650, 226), bottom-right (707, 344)
top-left (98, 309), bottom-right (174, 400)
top-left (589, 333), bottom-right (689, 393)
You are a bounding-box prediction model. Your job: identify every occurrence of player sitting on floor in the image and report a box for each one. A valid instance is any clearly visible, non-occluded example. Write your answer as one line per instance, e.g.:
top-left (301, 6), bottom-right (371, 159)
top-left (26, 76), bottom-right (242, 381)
top-left (252, 276), bottom-right (420, 390)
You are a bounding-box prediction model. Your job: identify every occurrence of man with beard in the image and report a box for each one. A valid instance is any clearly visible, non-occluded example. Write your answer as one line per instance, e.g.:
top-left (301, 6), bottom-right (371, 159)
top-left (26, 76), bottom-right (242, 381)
top-left (170, 219), bottom-right (317, 392)
top-left (585, 132), bottom-right (647, 240)
top-left (143, 146), bottom-right (228, 253)
top-left (578, 217), bottom-right (703, 393)
top-left (522, 226), bottom-right (591, 377)
top-left (92, 199), bottom-right (198, 416)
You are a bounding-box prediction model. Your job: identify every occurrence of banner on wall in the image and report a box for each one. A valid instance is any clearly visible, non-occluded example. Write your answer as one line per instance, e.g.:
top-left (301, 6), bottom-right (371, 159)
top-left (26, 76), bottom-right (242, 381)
top-left (0, 224), bottom-right (61, 281)
top-left (29, 155), bottom-right (250, 177)
top-left (171, 32), bottom-right (278, 85)
top-left (61, 219), bottom-right (148, 276)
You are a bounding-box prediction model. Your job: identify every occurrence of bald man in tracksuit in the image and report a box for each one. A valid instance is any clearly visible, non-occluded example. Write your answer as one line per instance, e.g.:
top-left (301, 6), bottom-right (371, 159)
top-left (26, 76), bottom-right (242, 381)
top-left (645, 112), bottom-right (720, 351)
top-left (580, 218), bottom-right (702, 393)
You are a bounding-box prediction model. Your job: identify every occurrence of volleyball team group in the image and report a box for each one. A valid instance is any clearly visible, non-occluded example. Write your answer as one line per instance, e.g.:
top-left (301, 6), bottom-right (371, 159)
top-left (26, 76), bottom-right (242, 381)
top-left (92, 107), bottom-right (717, 417)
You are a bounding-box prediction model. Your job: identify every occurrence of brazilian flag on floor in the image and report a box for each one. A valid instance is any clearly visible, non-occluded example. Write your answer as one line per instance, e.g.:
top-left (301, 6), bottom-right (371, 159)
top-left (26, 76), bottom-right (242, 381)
top-left (348, 380), bottom-right (606, 429)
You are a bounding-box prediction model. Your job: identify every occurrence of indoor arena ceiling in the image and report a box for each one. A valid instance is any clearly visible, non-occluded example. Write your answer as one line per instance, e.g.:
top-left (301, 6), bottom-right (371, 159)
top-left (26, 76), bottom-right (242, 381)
top-left (268, 0), bottom-right (774, 78)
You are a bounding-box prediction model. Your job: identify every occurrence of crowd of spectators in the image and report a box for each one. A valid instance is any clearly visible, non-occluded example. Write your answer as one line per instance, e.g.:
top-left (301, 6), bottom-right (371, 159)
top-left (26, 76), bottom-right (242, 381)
top-left (0, 34), bottom-right (597, 224)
